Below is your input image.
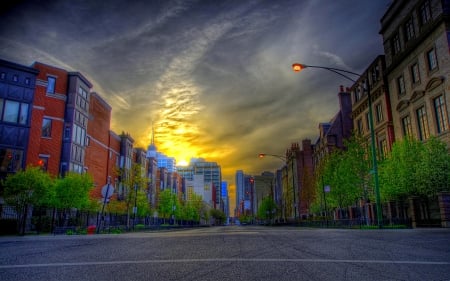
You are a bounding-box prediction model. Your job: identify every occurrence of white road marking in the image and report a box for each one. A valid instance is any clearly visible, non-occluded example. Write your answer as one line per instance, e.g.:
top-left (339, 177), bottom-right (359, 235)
top-left (1, 258), bottom-right (449, 269)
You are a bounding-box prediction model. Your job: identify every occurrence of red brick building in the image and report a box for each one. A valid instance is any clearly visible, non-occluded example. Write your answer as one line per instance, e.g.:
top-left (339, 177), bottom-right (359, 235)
top-left (85, 92), bottom-right (121, 199)
top-left (26, 62), bottom-right (68, 176)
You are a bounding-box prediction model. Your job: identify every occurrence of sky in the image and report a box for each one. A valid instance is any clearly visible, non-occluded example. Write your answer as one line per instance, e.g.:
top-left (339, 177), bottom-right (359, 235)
top-left (0, 0), bottom-right (392, 203)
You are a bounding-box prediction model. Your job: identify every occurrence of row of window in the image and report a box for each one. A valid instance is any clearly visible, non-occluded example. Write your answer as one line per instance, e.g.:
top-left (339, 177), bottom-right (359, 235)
top-left (396, 47), bottom-right (438, 97)
top-left (0, 72), bottom-right (32, 86)
top-left (390, 0), bottom-right (432, 57)
top-left (46, 76), bottom-right (90, 113)
top-left (401, 94), bottom-right (449, 140)
top-left (0, 98), bottom-right (29, 125)
top-left (355, 103), bottom-right (385, 134)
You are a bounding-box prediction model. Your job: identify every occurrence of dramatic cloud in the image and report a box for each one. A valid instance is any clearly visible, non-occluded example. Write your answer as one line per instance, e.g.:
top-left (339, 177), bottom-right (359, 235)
top-left (0, 0), bottom-right (392, 208)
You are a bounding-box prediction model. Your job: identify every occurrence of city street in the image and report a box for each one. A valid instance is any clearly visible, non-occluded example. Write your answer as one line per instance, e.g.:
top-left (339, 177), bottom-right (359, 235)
top-left (0, 226), bottom-right (449, 281)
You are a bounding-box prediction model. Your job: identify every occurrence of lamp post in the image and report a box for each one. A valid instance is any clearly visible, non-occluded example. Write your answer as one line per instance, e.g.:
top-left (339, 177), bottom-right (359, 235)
top-left (258, 153), bottom-right (297, 220)
top-left (292, 63), bottom-right (382, 227)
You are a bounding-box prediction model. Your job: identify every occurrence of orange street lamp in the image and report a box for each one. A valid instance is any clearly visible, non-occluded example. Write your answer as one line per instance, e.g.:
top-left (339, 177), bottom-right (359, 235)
top-left (291, 62), bottom-right (382, 228)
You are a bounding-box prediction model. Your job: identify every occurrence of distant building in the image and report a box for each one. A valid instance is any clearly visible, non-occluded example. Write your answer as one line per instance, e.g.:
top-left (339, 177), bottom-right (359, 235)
top-left (221, 181), bottom-right (229, 218)
top-left (235, 170), bottom-right (245, 216)
top-left (253, 172), bottom-right (274, 216)
top-left (313, 86), bottom-right (353, 169)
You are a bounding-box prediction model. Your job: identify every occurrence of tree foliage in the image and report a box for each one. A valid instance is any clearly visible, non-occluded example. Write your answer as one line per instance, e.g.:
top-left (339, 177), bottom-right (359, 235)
top-left (257, 196), bottom-right (277, 220)
top-left (3, 166), bottom-right (54, 208)
top-left (379, 136), bottom-right (450, 200)
top-left (54, 172), bottom-right (93, 210)
top-left (2, 166), bottom-right (54, 234)
top-left (157, 189), bottom-right (179, 219)
top-left (210, 208), bottom-right (226, 225)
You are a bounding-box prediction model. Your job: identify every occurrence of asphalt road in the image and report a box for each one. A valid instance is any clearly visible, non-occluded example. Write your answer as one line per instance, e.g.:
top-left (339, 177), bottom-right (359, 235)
top-left (0, 226), bottom-right (449, 281)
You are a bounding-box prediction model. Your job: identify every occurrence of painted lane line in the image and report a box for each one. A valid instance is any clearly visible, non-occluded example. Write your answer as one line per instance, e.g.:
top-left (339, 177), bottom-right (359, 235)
top-left (1, 258), bottom-right (449, 269)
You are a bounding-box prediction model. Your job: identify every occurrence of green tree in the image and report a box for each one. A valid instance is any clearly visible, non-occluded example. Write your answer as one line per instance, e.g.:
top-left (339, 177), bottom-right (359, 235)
top-left (316, 135), bottom-right (371, 213)
top-left (157, 189), bottom-right (179, 223)
top-left (257, 196), bottom-right (277, 222)
top-left (210, 208), bottom-right (226, 225)
top-left (118, 163), bottom-right (150, 228)
top-left (379, 137), bottom-right (424, 201)
top-left (416, 137), bottom-right (450, 197)
top-left (54, 172), bottom-right (93, 210)
top-left (2, 166), bottom-right (54, 235)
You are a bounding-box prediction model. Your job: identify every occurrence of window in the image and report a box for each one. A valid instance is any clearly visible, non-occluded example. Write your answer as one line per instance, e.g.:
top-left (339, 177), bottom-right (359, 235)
top-left (416, 106), bottom-right (430, 140)
top-left (365, 112), bottom-right (371, 131)
top-left (3, 100), bottom-right (19, 122)
top-left (376, 104), bottom-right (384, 123)
top-left (357, 119), bottom-right (363, 134)
top-left (1, 100), bottom-right (29, 124)
top-left (0, 72), bottom-right (5, 79)
top-left (25, 78), bottom-right (30, 85)
top-left (427, 48), bottom-right (438, 71)
top-left (371, 65), bottom-right (380, 83)
top-left (37, 156), bottom-right (48, 171)
top-left (77, 87), bottom-right (88, 110)
top-left (0, 99), bottom-right (3, 120)
top-left (46, 77), bottom-right (56, 94)
top-left (0, 149), bottom-right (23, 172)
top-left (402, 115), bottom-right (413, 137)
top-left (72, 124), bottom-right (86, 146)
top-left (12, 75), bottom-right (18, 82)
top-left (42, 118), bottom-right (52, 137)
top-left (379, 137), bottom-right (388, 160)
top-left (411, 63), bottom-right (420, 84)
top-left (419, 0), bottom-right (431, 26)
top-left (19, 103), bottom-right (28, 125)
top-left (392, 33), bottom-right (401, 55)
top-left (397, 75), bottom-right (406, 96)
top-left (404, 17), bottom-right (415, 41)
top-left (434, 95), bottom-right (449, 133)
top-left (354, 88), bottom-right (362, 103)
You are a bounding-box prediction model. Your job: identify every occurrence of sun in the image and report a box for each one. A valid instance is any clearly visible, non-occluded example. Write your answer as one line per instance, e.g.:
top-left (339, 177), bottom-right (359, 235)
top-left (177, 159), bottom-right (189, 166)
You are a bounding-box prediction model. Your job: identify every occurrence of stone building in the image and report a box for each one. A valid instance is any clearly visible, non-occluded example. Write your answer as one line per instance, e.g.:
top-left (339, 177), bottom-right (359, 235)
top-left (350, 55), bottom-right (395, 160)
top-left (380, 0), bottom-right (450, 144)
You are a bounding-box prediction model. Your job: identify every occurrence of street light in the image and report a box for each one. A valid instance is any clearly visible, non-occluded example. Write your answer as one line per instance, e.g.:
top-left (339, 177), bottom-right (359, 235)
top-left (292, 62), bottom-right (382, 227)
top-left (258, 153), bottom-right (297, 220)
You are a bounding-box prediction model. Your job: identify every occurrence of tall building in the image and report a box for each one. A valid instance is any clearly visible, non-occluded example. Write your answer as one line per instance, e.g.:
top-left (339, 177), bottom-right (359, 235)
top-left (191, 158), bottom-right (222, 210)
top-left (60, 72), bottom-right (93, 175)
top-left (253, 172), bottom-right (274, 216)
top-left (235, 170), bottom-right (245, 216)
top-left (380, 0), bottom-right (450, 145)
top-left (26, 62), bottom-right (68, 177)
top-left (0, 59), bottom-right (38, 181)
top-left (85, 92), bottom-right (121, 198)
top-left (221, 181), bottom-right (229, 219)
top-left (350, 56), bottom-right (395, 159)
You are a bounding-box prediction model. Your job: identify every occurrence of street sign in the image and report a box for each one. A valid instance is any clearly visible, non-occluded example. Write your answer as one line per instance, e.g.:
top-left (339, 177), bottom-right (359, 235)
top-left (324, 185), bottom-right (331, 193)
top-left (101, 184), bottom-right (114, 198)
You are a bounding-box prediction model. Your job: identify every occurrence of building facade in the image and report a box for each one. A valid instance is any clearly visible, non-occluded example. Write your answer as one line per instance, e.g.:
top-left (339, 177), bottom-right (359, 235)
top-left (350, 55), bottom-right (395, 160)
top-left (380, 0), bottom-right (450, 145)
top-left (313, 86), bottom-right (353, 168)
top-left (0, 59), bottom-right (38, 181)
